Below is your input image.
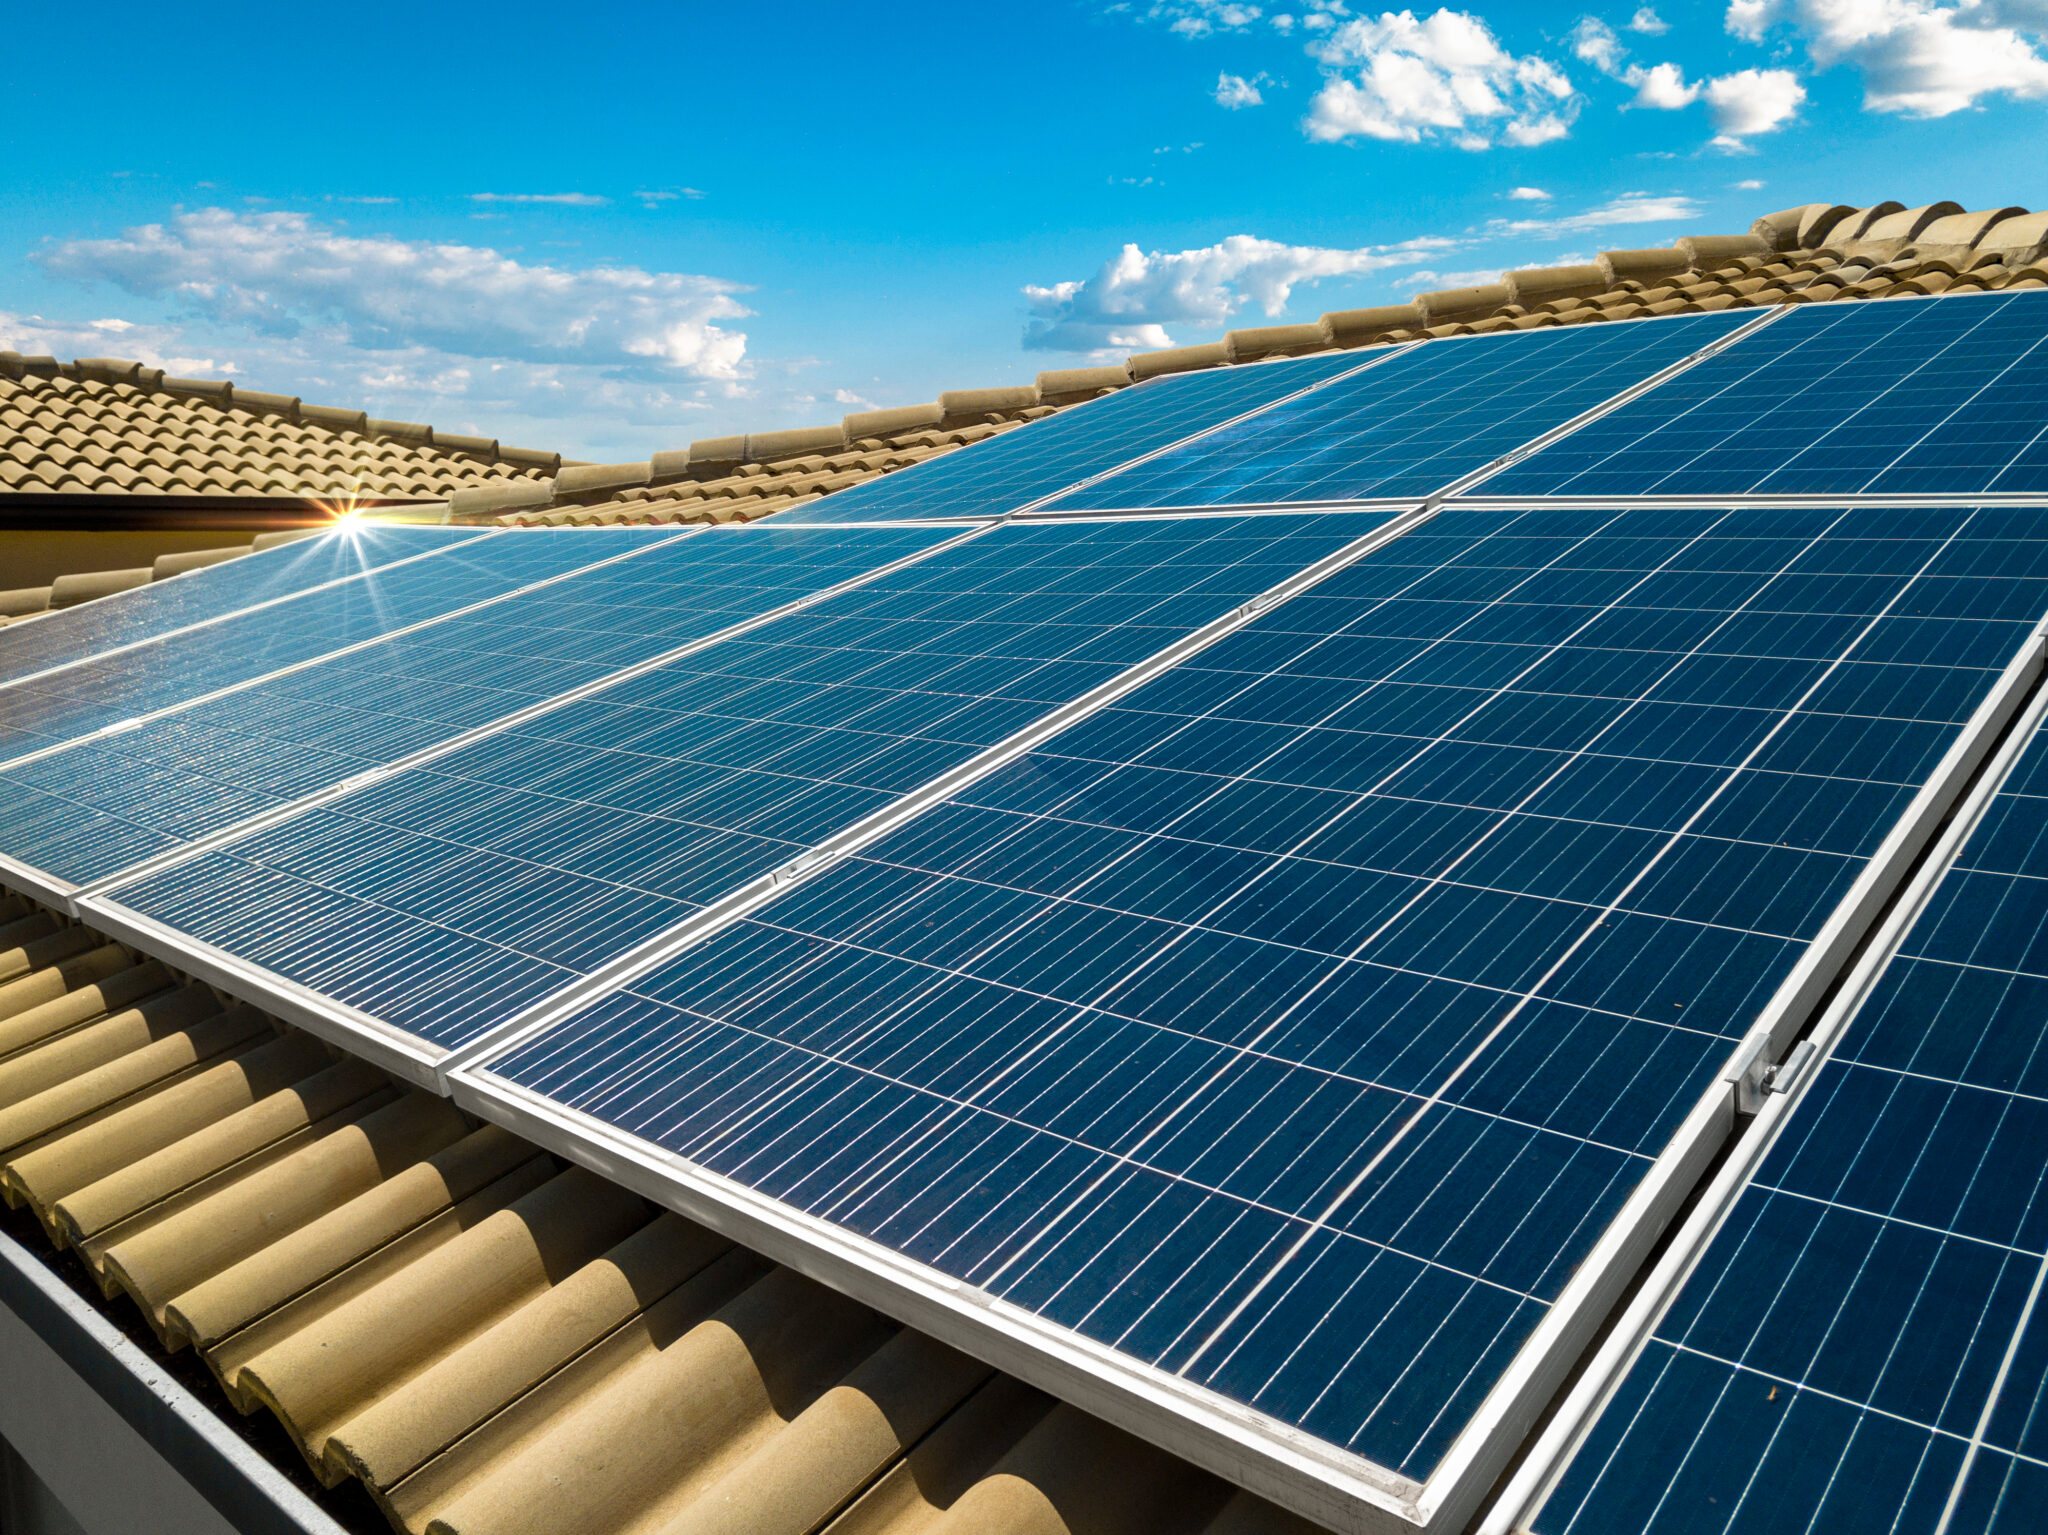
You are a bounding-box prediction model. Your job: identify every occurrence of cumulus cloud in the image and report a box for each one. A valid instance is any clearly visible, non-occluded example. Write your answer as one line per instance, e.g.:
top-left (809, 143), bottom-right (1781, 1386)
top-left (35, 209), bottom-right (750, 378)
top-left (1215, 70), bottom-right (1269, 105)
top-left (1629, 5), bottom-right (1670, 31)
top-left (1704, 67), bottom-right (1807, 143)
top-left (1578, 13), bottom-right (1805, 142)
top-left (1572, 16), bottom-right (1628, 72)
top-left (1728, 0), bottom-right (2048, 115)
top-left (1507, 185), bottom-right (1553, 199)
top-left (1629, 59), bottom-right (1702, 107)
top-left (1022, 232), bottom-right (1453, 352)
top-left (1305, 8), bottom-right (1579, 148)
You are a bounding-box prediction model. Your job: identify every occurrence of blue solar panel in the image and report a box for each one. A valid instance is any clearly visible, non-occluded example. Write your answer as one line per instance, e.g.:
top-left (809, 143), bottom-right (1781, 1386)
top-left (0, 524), bottom-right (957, 890)
top-left (0, 524), bottom-right (483, 688)
top-left (0, 529), bottom-right (676, 763)
top-left (1489, 288), bottom-right (2048, 498)
top-left (104, 511), bottom-right (1399, 1053)
top-left (1531, 707), bottom-right (2048, 1535)
top-left (791, 350), bottom-right (1376, 523)
top-left (1039, 310), bottom-right (1757, 512)
top-left (479, 500), bottom-right (2048, 1491)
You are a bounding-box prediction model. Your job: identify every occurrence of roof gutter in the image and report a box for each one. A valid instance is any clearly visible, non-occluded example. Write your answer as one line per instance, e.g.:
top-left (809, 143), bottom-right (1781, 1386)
top-left (0, 1224), bottom-right (350, 1535)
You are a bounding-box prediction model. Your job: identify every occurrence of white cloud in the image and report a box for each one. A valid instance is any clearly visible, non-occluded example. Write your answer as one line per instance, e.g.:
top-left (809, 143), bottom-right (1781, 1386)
top-left (1629, 59), bottom-right (1702, 106)
top-left (1150, 0), bottom-right (1265, 35)
top-left (1576, 15), bottom-right (1805, 143)
top-left (1735, 177), bottom-right (1766, 187)
top-left (1726, 0), bottom-right (1774, 38)
top-left (1507, 185), bottom-right (1553, 199)
top-left (1726, 0), bottom-right (2048, 115)
top-left (1215, 70), bottom-right (1269, 106)
top-left (1022, 231), bottom-right (1454, 352)
top-left (468, 192), bottom-right (610, 207)
top-left (1304, 9), bottom-right (1578, 148)
top-left (1490, 189), bottom-right (1702, 237)
top-left (1572, 16), bottom-right (1627, 72)
top-left (35, 208), bottom-right (750, 378)
top-left (1703, 66), bottom-right (1807, 143)
top-left (1629, 5), bottom-right (1670, 31)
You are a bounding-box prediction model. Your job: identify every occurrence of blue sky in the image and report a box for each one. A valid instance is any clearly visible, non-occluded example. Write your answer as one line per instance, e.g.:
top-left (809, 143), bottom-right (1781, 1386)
top-left (3, 1), bottom-right (2043, 461)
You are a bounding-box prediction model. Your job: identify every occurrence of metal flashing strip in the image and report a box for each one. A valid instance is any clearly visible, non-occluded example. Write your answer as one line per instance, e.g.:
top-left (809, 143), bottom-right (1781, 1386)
top-left (437, 502), bottom-right (1438, 1083)
top-left (0, 528), bottom-right (703, 777)
top-left (447, 1066), bottom-right (1430, 1535)
top-left (0, 847), bottom-right (76, 912)
top-left (1411, 596), bottom-right (2048, 1535)
top-left (1002, 344), bottom-right (1424, 519)
top-left (0, 1225), bottom-right (352, 1535)
top-left (76, 522), bottom-right (996, 906)
top-left (1474, 617), bottom-right (2048, 1535)
top-left (0, 525), bottom-right (502, 694)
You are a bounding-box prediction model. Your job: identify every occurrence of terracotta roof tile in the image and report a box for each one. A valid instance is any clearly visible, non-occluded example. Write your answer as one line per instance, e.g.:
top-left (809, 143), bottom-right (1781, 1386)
top-left (0, 355), bottom-right (564, 506)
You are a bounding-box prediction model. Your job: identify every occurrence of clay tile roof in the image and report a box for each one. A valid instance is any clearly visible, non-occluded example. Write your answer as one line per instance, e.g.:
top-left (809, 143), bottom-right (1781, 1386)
top-left (0, 892), bottom-right (1317, 1535)
top-left (0, 355), bottom-right (567, 508)
top-left (481, 195), bottom-right (2048, 529)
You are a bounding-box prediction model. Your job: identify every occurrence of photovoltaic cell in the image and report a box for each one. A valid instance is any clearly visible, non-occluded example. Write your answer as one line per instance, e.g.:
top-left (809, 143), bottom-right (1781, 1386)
top-left (1489, 288), bottom-right (2048, 498)
top-left (483, 500), bottom-right (2048, 1488)
top-left (0, 528), bottom-right (673, 763)
top-left (1040, 310), bottom-right (1756, 513)
top-left (789, 350), bottom-right (1376, 524)
top-left (0, 524), bottom-right (483, 688)
top-left (108, 511), bottom-right (1398, 1053)
top-left (0, 524), bottom-right (956, 890)
top-left (1532, 709), bottom-right (2048, 1535)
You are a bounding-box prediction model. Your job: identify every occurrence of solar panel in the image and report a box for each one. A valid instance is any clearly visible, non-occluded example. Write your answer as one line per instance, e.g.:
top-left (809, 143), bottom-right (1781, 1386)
top-left (0, 524), bottom-right (486, 688)
top-left (1487, 288), bottom-right (2048, 499)
top-left (0, 524), bottom-right (960, 893)
top-left (465, 499), bottom-right (2048, 1524)
top-left (0, 528), bottom-right (677, 764)
top-left (94, 512), bottom-right (1400, 1064)
top-left (1038, 310), bottom-right (1760, 513)
top-left (789, 349), bottom-right (1380, 524)
top-left (1525, 691), bottom-right (2048, 1535)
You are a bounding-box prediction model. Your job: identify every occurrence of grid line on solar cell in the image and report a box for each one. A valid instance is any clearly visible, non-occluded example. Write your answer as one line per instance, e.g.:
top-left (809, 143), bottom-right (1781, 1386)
top-left (0, 524), bottom-right (969, 896)
top-left (480, 501), bottom-right (2048, 1495)
top-left (0, 529), bottom-right (689, 770)
top-left (1489, 288), bottom-right (2048, 500)
top-left (1040, 310), bottom-right (1761, 513)
top-left (101, 512), bottom-right (1401, 1056)
top-left (1529, 660), bottom-right (2048, 1535)
top-left (791, 349), bottom-right (1386, 523)
top-left (0, 525), bottom-right (494, 691)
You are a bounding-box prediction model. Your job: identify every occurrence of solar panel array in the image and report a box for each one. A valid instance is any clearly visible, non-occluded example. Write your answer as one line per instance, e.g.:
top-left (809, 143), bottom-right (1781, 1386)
top-left (0, 524), bottom-right (487, 688)
top-left (0, 528), bottom-right (671, 761)
top-left (0, 523), bottom-right (956, 890)
top-left (1043, 308), bottom-right (1756, 512)
top-left (4, 293), bottom-right (2045, 1532)
top-left (1488, 289), bottom-right (2048, 499)
top-left (794, 348), bottom-right (1376, 524)
top-left (100, 513), bottom-right (1398, 1052)
top-left (482, 500), bottom-right (2048, 1485)
top-left (1528, 692), bottom-right (2048, 1535)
